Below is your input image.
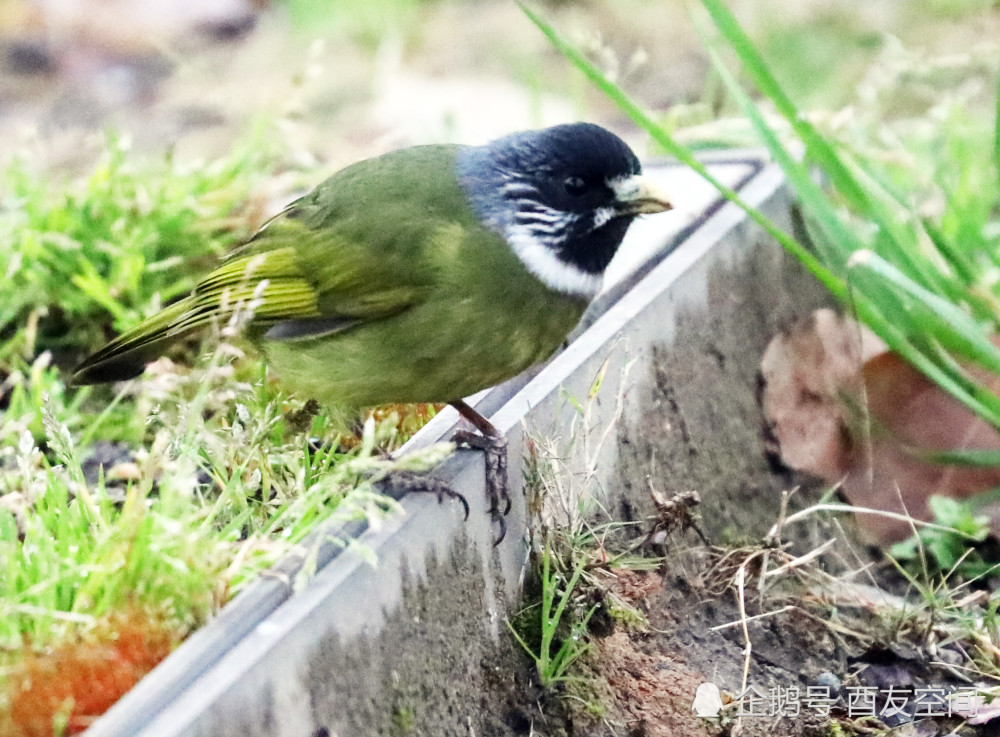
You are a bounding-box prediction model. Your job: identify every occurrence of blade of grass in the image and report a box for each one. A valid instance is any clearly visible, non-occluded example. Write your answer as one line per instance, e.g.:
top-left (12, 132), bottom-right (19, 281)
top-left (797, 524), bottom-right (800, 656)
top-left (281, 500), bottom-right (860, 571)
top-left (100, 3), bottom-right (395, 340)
top-left (913, 449), bottom-right (1000, 467)
top-left (848, 251), bottom-right (1000, 375)
top-left (696, 0), bottom-right (916, 260)
top-left (994, 62), bottom-right (1000, 190)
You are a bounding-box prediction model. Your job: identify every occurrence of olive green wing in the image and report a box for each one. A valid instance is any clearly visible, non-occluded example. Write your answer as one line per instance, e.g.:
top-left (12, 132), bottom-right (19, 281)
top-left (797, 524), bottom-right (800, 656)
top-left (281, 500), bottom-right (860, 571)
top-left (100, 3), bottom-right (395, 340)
top-left (72, 216), bottom-right (432, 385)
top-left (73, 144), bottom-right (466, 385)
top-left (73, 243), bottom-right (322, 383)
top-left (229, 144), bottom-right (468, 327)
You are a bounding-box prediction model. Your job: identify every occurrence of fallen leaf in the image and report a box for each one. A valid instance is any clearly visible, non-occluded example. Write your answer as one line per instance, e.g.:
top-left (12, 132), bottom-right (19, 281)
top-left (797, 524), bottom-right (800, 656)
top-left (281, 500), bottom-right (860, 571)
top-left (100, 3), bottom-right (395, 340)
top-left (761, 308), bottom-right (884, 479)
top-left (762, 309), bottom-right (1000, 543)
top-left (841, 352), bottom-right (1000, 542)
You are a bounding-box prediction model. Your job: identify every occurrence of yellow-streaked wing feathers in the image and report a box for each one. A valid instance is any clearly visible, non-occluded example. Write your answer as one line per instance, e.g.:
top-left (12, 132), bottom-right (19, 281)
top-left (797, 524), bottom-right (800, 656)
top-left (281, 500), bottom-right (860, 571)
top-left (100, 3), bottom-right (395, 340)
top-left (72, 248), bottom-right (321, 384)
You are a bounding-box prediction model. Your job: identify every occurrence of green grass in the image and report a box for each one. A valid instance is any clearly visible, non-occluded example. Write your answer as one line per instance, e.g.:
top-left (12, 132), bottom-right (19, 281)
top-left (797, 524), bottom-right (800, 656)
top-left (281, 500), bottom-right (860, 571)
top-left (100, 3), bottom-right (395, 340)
top-left (0, 327), bottom-right (452, 729)
top-left (276, 0), bottom-right (440, 47)
top-left (754, 9), bottom-right (884, 110)
top-left (0, 123), bottom-right (453, 729)
top-left (0, 332), bottom-right (443, 654)
top-left (521, 1), bottom-right (1000, 696)
top-left (890, 495), bottom-right (999, 580)
top-left (522, 0), bottom-right (1000, 432)
top-left (509, 538), bottom-right (597, 689)
top-left (510, 369), bottom-right (662, 697)
top-left (0, 124), bottom-right (281, 369)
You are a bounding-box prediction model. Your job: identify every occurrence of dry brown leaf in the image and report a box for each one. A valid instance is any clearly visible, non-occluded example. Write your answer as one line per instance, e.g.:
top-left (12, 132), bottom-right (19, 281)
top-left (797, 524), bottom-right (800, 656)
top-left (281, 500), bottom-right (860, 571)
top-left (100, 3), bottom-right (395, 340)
top-left (761, 308), bottom-right (884, 479)
top-left (761, 309), bottom-right (1000, 543)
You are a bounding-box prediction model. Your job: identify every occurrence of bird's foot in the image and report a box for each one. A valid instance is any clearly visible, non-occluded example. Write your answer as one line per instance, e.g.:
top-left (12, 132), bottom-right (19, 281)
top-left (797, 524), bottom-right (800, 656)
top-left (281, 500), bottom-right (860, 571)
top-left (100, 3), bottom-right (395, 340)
top-left (381, 471), bottom-right (470, 521)
top-left (449, 410), bottom-right (510, 546)
top-left (448, 399), bottom-right (511, 545)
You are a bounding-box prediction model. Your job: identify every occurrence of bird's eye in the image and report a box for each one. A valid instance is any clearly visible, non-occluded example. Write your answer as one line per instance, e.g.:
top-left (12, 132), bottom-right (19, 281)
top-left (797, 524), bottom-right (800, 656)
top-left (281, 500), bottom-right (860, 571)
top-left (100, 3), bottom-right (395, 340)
top-left (563, 176), bottom-right (588, 197)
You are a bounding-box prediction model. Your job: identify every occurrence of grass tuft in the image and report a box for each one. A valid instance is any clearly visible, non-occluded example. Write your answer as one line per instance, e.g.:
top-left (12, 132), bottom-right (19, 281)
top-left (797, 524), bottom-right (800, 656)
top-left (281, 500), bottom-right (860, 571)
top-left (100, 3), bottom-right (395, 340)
top-left (0, 124), bottom-right (282, 369)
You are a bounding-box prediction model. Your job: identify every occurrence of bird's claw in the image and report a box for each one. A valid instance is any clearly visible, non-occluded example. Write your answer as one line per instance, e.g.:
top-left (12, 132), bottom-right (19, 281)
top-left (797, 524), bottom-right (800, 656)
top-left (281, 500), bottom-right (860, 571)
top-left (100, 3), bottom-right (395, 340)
top-left (382, 471), bottom-right (470, 520)
top-left (451, 428), bottom-right (509, 545)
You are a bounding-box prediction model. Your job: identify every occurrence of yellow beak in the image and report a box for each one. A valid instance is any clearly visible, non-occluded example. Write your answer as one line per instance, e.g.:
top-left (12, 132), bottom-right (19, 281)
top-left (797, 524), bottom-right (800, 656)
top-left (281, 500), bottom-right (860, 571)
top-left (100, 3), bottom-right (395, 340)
top-left (612, 174), bottom-right (674, 215)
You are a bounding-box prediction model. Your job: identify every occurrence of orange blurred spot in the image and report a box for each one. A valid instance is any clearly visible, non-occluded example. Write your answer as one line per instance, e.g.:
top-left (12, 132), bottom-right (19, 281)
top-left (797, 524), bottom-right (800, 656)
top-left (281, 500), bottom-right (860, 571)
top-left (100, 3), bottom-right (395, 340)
top-left (4, 606), bottom-right (179, 736)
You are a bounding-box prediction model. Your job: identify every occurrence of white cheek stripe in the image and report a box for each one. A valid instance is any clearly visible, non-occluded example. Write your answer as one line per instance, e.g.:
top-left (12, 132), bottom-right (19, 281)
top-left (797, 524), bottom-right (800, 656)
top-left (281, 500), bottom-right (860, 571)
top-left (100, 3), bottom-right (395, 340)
top-left (592, 206), bottom-right (615, 229)
top-left (506, 226), bottom-right (603, 299)
top-left (610, 174), bottom-right (640, 200)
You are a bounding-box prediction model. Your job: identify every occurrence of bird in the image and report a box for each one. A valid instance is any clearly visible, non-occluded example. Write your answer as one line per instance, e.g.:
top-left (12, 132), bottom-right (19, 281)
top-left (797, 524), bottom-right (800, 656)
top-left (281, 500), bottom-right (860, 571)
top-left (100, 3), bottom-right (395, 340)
top-left (73, 122), bottom-right (672, 537)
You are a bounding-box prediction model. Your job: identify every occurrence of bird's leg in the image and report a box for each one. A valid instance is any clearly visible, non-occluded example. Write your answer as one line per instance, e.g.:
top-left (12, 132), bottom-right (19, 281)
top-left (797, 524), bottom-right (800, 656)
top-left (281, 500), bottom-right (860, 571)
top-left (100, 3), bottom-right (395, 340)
top-left (449, 399), bottom-right (510, 545)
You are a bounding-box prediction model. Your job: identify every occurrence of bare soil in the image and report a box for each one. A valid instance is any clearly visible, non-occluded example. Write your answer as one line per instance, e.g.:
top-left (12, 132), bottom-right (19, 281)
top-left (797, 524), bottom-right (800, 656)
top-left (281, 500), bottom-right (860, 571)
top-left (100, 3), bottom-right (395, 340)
top-left (525, 550), bottom-right (993, 737)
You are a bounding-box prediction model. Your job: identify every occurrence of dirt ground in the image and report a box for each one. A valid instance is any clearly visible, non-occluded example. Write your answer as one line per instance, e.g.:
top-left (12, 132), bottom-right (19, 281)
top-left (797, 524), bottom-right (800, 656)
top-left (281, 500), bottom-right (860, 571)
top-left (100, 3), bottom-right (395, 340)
top-left (521, 544), bottom-right (995, 737)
